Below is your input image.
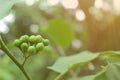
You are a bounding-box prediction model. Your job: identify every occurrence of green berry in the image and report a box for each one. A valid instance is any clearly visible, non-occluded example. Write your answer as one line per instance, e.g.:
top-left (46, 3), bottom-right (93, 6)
top-left (35, 35), bottom-right (42, 42)
top-left (29, 35), bottom-right (36, 43)
top-left (43, 39), bottom-right (49, 46)
top-left (21, 43), bottom-right (29, 52)
top-left (20, 35), bottom-right (29, 42)
top-left (36, 43), bottom-right (44, 51)
top-left (27, 46), bottom-right (36, 54)
top-left (14, 39), bottom-right (21, 47)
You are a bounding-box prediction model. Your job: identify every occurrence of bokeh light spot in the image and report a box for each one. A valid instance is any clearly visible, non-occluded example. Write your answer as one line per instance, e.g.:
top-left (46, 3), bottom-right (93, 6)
top-left (0, 21), bottom-right (9, 34)
top-left (25, 0), bottom-right (36, 6)
top-left (113, 0), bottom-right (120, 15)
top-left (47, 0), bottom-right (60, 6)
top-left (2, 12), bottom-right (15, 23)
top-left (30, 24), bottom-right (39, 33)
top-left (72, 39), bottom-right (82, 50)
top-left (94, 0), bottom-right (103, 8)
top-left (75, 9), bottom-right (86, 21)
top-left (61, 0), bottom-right (78, 9)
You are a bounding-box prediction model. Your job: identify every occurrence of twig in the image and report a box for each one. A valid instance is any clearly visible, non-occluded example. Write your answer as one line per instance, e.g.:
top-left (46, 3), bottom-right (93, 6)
top-left (0, 35), bottom-right (32, 80)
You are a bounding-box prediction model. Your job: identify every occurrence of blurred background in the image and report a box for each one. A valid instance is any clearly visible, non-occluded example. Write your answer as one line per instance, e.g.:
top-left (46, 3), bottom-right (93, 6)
top-left (0, 0), bottom-right (120, 80)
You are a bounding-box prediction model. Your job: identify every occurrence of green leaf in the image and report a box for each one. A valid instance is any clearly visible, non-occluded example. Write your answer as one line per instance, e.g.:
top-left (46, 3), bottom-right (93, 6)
top-left (99, 51), bottom-right (120, 62)
top-left (49, 51), bottom-right (120, 80)
top-left (68, 66), bottom-right (106, 80)
top-left (105, 63), bottom-right (120, 80)
top-left (48, 51), bottom-right (99, 73)
top-left (68, 63), bottom-right (120, 80)
top-left (99, 51), bottom-right (120, 57)
top-left (95, 63), bottom-right (120, 80)
top-left (46, 18), bottom-right (75, 49)
top-left (0, 0), bottom-right (20, 19)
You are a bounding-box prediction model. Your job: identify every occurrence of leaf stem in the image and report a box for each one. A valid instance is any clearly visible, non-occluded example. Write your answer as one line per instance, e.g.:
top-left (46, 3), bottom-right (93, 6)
top-left (54, 70), bottom-right (68, 80)
top-left (0, 36), bottom-right (32, 80)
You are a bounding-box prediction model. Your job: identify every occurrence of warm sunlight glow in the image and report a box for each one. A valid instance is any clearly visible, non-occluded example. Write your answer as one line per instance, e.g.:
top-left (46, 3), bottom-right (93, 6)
top-left (94, 0), bottom-right (103, 8)
top-left (102, 2), bottom-right (111, 11)
top-left (47, 0), bottom-right (60, 6)
top-left (113, 0), bottom-right (120, 14)
top-left (75, 9), bottom-right (86, 21)
top-left (0, 21), bottom-right (9, 34)
top-left (61, 0), bottom-right (78, 9)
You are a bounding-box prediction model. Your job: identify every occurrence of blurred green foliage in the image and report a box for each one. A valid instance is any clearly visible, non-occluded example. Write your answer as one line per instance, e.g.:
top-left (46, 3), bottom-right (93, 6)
top-left (45, 18), bottom-right (75, 49)
top-left (0, 0), bottom-right (20, 19)
top-left (1, 0), bottom-right (120, 80)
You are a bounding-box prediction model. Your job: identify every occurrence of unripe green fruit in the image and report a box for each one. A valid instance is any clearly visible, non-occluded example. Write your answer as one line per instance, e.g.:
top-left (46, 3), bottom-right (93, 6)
top-left (43, 39), bottom-right (49, 46)
top-left (36, 43), bottom-right (44, 51)
top-left (21, 43), bottom-right (29, 52)
top-left (27, 46), bottom-right (36, 54)
top-left (29, 35), bottom-right (36, 43)
top-left (14, 35), bottom-right (49, 55)
top-left (20, 35), bottom-right (29, 42)
top-left (14, 39), bottom-right (21, 47)
top-left (35, 35), bottom-right (42, 42)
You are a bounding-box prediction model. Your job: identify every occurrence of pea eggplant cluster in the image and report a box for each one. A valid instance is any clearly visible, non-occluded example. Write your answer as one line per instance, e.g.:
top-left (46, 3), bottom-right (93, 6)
top-left (14, 35), bottom-right (49, 55)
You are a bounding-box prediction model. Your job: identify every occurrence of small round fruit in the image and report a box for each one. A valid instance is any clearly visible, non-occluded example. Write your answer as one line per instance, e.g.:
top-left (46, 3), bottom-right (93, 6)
top-left (43, 39), bottom-right (49, 46)
top-left (27, 46), bottom-right (36, 55)
top-left (35, 35), bottom-right (42, 42)
top-left (20, 35), bottom-right (29, 42)
top-left (29, 35), bottom-right (36, 43)
top-left (36, 43), bottom-right (44, 51)
top-left (21, 43), bottom-right (29, 52)
top-left (14, 39), bottom-right (21, 47)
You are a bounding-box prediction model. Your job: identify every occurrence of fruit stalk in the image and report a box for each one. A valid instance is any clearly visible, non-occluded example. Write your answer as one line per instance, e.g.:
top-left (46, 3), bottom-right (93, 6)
top-left (0, 36), bottom-right (32, 80)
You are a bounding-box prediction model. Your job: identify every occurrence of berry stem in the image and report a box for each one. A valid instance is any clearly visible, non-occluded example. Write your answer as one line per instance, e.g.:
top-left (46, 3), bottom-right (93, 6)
top-left (0, 35), bottom-right (32, 80)
top-left (22, 56), bottom-right (30, 66)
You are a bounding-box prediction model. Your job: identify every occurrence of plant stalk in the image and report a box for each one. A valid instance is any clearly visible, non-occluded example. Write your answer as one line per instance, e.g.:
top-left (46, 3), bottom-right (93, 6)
top-left (0, 36), bottom-right (31, 80)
